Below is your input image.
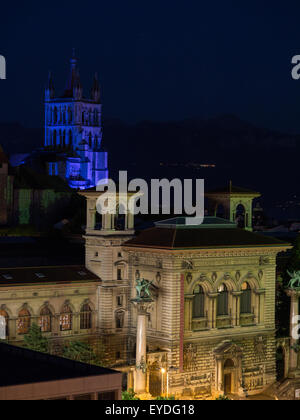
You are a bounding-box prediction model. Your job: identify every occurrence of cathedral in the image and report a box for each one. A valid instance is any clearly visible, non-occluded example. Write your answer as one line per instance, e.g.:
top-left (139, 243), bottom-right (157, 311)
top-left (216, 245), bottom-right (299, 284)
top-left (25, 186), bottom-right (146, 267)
top-left (44, 53), bottom-right (108, 189)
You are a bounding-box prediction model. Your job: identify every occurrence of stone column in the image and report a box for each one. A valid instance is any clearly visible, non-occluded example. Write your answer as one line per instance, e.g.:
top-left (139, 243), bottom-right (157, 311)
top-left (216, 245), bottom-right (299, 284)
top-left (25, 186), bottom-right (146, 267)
top-left (134, 303), bottom-right (150, 394)
top-left (216, 358), bottom-right (223, 393)
top-left (208, 293), bottom-right (218, 329)
top-left (232, 292), bottom-right (242, 327)
top-left (255, 289), bottom-right (265, 325)
top-left (286, 290), bottom-right (300, 373)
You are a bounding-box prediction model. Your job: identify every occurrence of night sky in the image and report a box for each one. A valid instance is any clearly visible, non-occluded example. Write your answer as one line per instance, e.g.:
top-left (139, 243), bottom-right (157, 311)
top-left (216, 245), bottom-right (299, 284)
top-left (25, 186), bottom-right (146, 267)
top-left (1, 0), bottom-right (300, 132)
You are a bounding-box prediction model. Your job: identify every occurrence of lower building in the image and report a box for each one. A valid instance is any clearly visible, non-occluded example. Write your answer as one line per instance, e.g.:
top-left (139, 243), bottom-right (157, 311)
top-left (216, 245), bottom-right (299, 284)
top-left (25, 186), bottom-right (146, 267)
top-left (0, 342), bottom-right (121, 400)
top-left (122, 217), bottom-right (290, 397)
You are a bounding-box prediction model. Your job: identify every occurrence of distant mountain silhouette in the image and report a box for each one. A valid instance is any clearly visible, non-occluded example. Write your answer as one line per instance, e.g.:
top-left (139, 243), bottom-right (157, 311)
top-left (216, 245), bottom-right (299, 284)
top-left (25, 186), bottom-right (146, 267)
top-left (0, 115), bottom-right (299, 205)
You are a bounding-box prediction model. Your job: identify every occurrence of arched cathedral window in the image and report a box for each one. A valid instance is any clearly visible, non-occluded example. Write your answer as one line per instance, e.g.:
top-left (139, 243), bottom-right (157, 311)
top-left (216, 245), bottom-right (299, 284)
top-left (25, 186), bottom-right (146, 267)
top-left (60, 304), bottom-right (72, 331)
top-left (39, 306), bottom-right (52, 333)
top-left (193, 285), bottom-right (205, 318)
top-left (17, 308), bottom-right (31, 335)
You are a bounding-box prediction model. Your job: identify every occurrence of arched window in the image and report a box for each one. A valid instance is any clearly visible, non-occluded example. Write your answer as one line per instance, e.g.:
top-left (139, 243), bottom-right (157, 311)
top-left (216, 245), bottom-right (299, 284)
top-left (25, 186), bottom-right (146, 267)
top-left (0, 309), bottom-right (9, 337)
top-left (60, 304), bottom-right (72, 331)
top-left (39, 307), bottom-right (52, 333)
top-left (193, 285), bottom-right (205, 318)
top-left (80, 304), bottom-right (92, 330)
top-left (217, 284), bottom-right (228, 316)
top-left (17, 308), bottom-right (31, 335)
top-left (236, 204), bottom-right (246, 228)
top-left (241, 282), bottom-right (252, 314)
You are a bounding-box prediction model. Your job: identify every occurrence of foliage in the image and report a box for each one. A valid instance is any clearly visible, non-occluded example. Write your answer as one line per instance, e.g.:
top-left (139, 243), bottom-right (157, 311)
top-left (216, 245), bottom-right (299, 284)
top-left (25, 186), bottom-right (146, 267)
top-left (155, 395), bottom-right (175, 400)
top-left (215, 394), bottom-right (231, 400)
top-left (122, 389), bottom-right (140, 400)
top-left (62, 340), bottom-right (104, 365)
top-left (23, 323), bottom-right (49, 353)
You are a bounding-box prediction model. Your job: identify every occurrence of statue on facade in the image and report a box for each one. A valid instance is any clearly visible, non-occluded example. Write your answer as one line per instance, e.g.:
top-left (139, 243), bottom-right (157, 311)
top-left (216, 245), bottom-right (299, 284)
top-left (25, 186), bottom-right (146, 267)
top-left (134, 278), bottom-right (153, 301)
top-left (287, 270), bottom-right (300, 290)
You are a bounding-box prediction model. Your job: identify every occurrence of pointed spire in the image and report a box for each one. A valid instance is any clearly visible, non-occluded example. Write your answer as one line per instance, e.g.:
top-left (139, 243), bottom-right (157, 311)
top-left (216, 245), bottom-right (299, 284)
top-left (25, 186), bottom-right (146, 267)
top-left (229, 180), bottom-right (232, 194)
top-left (45, 71), bottom-right (55, 100)
top-left (63, 50), bottom-right (82, 99)
top-left (91, 72), bottom-right (101, 102)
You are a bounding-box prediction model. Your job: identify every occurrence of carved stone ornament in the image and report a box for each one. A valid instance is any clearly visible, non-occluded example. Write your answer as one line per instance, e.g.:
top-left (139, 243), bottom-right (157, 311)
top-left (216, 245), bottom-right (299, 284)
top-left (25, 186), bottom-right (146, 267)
top-left (186, 272), bottom-right (193, 284)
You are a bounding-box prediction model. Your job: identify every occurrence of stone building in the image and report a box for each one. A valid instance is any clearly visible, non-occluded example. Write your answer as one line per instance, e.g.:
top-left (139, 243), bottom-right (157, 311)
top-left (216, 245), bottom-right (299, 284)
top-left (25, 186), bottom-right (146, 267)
top-left (0, 184), bottom-right (292, 398)
top-left (0, 266), bottom-right (100, 351)
top-left (78, 190), bottom-right (290, 398)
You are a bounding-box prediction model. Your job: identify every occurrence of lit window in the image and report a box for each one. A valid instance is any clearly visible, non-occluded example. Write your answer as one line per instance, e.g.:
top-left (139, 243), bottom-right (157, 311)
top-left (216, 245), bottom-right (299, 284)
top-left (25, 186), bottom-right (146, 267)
top-left (0, 310), bottom-right (9, 337)
top-left (39, 307), bottom-right (52, 332)
top-left (60, 304), bottom-right (72, 331)
top-left (17, 309), bottom-right (31, 334)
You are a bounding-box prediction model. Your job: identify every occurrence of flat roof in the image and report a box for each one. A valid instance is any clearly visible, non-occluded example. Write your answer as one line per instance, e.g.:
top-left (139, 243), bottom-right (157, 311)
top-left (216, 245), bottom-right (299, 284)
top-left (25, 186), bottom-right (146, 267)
top-left (0, 265), bottom-right (100, 287)
top-left (0, 343), bottom-right (119, 388)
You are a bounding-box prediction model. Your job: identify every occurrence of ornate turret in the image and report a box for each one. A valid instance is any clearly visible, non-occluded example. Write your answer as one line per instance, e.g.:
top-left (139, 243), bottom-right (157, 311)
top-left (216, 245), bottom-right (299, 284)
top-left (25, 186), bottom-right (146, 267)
top-left (91, 73), bottom-right (101, 103)
top-left (45, 71), bottom-right (55, 101)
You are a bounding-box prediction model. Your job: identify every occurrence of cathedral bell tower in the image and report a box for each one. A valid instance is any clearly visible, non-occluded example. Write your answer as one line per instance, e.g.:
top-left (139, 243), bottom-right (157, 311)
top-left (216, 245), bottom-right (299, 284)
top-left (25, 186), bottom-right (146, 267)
top-left (44, 52), bottom-right (108, 189)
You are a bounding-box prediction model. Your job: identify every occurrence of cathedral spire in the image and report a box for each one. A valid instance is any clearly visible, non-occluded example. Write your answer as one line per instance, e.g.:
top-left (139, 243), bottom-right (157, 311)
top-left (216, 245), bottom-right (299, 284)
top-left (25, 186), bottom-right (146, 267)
top-left (91, 72), bottom-right (101, 103)
top-left (64, 50), bottom-right (82, 99)
top-left (45, 71), bottom-right (55, 100)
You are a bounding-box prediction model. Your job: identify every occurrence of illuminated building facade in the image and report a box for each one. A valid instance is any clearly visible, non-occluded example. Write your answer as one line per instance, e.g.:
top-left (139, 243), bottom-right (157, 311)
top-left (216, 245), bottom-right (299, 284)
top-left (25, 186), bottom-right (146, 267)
top-left (79, 190), bottom-right (290, 398)
top-left (44, 53), bottom-right (108, 189)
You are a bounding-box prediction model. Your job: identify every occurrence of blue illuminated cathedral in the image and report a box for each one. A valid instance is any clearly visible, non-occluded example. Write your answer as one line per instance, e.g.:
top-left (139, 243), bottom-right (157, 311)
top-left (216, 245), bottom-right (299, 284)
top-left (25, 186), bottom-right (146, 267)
top-left (44, 53), bottom-right (108, 189)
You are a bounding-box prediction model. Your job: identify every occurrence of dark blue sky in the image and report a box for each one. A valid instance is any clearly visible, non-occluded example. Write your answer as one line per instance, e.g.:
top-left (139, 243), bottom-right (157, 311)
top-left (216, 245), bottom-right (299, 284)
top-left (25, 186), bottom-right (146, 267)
top-left (1, 0), bottom-right (300, 132)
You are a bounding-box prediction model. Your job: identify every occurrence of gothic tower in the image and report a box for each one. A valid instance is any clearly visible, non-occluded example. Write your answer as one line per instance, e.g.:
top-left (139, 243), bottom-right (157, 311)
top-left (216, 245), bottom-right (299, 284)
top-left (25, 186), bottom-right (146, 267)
top-left (44, 52), bottom-right (108, 189)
